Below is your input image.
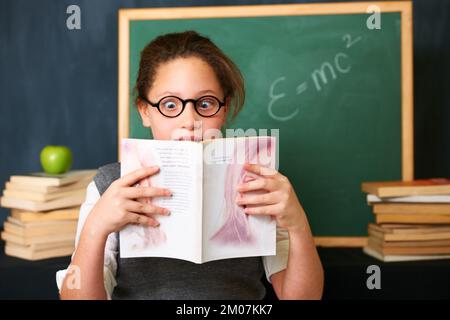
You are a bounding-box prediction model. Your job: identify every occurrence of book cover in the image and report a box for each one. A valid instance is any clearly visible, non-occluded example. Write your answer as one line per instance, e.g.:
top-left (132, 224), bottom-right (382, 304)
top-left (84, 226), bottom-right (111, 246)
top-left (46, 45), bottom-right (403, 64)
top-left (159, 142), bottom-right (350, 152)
top-left (3, 219), bottom-right (77, 237)
top-left (366, 241), bottom-right (450, 255)
top-left (119, 136), bottom-right (277, 263)
top-left (5, 176), bottom-right (92, 194)
top-left (1, 230), bottom-right (76, 246)
top-left (0, 190), bottom-right (86, 212)
top-left (363, 246), bottom-right (450, 262)
top-left (361, 178), bottom-right (450, 197)
top-left (373, 203), bottom-right (450, 215)
top-left (2, 188), bottom-right (87, 202)
top-left (375, 213), bottom-right (450, 224)
top-left (367, 194), bottom-right (450, 204)
top-left (10, 206), bottom-right (80, 222)
top-left (368, 227), bottom-right (450, 242)
top-left (9, 169), bottom-right (97, 187)
top-left (5, 243), bottom-right (74, 261)
top-left (368, 223), bottom-right (450, 235)
top-left (368, 237), bottom-right (450, 248)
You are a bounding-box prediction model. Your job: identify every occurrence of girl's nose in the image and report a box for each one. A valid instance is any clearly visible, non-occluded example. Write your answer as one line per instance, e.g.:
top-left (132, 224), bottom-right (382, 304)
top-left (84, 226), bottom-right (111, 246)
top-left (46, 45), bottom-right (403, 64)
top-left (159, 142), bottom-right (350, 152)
top-left (180, 101), bottom-right (200, 130)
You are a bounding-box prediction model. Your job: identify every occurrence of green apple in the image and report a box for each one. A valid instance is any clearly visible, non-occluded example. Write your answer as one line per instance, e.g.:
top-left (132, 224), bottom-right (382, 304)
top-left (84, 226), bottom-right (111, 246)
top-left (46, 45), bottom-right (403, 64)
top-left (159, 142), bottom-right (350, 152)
top-left (40, 145), bottom-right (73, 174)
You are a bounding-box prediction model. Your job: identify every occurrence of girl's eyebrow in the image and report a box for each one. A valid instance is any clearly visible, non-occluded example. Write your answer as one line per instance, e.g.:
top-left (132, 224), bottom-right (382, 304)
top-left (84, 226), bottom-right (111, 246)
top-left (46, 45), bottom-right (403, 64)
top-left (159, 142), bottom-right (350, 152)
top-left (157, 89), bottom-right (219, 99)
top-left (196, 89), bottom-right (219, 96)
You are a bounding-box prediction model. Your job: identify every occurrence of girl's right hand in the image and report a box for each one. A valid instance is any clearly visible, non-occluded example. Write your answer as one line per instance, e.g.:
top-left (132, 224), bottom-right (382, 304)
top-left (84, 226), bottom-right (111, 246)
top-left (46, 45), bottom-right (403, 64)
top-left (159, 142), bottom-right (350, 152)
top-left (85, 166), bottom-right (172, 238)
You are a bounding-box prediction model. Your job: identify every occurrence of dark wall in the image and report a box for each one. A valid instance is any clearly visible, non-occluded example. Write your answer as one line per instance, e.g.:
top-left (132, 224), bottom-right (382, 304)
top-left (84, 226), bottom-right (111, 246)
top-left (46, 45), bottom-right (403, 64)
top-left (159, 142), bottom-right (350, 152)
top-left (412, 1), bottom-right (450, 179)
top-left (0, 0), bottom-right (449, 222)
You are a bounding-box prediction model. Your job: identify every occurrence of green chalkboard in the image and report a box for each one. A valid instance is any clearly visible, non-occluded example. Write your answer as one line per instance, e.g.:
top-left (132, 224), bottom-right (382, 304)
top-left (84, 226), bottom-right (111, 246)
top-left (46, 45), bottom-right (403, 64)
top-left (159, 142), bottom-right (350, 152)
top-left (119, 3), bottom-right (413, 241)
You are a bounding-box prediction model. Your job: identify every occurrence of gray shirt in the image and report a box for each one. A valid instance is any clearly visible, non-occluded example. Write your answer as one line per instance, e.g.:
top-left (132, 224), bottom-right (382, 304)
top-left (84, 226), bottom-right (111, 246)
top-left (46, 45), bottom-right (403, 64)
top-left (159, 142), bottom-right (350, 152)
top-left (95, 162), bottom-right (267, 300)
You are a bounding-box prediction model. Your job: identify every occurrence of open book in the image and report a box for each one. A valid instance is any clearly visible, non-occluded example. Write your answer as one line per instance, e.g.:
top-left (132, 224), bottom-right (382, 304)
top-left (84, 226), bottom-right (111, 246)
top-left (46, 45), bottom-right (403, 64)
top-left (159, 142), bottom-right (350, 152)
top-left (119, 136), bottom-right (277, 263)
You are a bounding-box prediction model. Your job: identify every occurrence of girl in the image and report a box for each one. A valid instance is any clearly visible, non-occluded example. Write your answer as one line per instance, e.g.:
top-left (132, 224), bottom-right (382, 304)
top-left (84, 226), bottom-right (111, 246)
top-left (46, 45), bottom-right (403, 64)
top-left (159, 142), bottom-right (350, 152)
top-left (57, 31), bottom-right (323, 300)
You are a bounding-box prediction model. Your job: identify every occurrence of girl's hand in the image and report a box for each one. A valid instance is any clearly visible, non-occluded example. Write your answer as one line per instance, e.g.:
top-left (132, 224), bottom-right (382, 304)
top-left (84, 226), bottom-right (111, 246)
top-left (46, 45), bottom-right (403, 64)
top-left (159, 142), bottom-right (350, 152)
top-left (236, 163), bottom-right (307, 233)
top-left (85, 166), bottom-right (172, 238)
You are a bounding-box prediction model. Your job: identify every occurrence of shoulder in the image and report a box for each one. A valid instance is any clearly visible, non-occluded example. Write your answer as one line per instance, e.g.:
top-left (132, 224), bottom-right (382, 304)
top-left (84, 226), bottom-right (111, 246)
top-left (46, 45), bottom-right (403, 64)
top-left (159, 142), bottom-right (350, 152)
top-left (93, 162), bottom-right (121, 195)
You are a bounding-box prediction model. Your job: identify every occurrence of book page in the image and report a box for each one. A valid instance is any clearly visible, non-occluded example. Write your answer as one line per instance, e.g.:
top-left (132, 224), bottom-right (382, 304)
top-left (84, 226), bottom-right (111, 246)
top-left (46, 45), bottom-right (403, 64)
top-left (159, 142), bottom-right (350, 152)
top-left (202, 136), bottom-right (277, 262)
top-left (119, 138), bottom-right (203, 263)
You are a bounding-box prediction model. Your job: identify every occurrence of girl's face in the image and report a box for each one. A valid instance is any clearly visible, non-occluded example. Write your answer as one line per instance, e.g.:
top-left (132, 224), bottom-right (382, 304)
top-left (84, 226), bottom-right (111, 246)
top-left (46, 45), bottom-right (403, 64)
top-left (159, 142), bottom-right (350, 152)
top-left (137, 56), bottom-right (229, 141)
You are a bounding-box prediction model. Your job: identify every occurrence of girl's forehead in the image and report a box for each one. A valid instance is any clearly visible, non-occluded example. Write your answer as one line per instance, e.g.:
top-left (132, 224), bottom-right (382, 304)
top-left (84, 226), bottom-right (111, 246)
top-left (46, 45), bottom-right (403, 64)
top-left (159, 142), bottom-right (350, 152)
top-left (151, 59), bottom-right (224, 97)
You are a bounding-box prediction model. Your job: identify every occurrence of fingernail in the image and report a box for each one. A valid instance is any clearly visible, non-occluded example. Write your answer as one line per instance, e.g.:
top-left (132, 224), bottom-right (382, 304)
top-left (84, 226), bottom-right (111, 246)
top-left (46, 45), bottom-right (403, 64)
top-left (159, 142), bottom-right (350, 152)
top-left (164, 208), bottom-right (171, 215)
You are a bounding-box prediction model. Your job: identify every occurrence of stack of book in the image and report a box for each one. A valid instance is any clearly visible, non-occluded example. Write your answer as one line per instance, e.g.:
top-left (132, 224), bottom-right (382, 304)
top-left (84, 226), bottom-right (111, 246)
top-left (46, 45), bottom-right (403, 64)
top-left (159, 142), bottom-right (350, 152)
top-left (0, 169), bottom-right (97, 260)
top-left (361, 178), bottom-right (450, 262)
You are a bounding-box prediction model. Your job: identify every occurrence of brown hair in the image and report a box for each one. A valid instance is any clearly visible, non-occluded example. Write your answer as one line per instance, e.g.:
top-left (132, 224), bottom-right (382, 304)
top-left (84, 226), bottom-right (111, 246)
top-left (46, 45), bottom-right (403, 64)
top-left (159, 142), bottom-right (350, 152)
top-left (134, 30), bottom-right (245, 120)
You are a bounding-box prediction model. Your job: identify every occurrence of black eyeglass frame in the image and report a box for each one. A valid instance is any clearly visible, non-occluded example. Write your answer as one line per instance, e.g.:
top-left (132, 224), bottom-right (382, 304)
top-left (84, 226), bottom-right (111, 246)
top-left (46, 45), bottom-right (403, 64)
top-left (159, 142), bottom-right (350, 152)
top-left (140, 95), bottom-right (227, 118)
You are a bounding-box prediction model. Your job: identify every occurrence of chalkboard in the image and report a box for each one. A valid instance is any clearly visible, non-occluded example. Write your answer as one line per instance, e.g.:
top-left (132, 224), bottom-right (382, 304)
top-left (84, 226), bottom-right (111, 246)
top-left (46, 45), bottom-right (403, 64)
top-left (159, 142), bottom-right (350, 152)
top-left (118, 2), bottom-right (413, 245)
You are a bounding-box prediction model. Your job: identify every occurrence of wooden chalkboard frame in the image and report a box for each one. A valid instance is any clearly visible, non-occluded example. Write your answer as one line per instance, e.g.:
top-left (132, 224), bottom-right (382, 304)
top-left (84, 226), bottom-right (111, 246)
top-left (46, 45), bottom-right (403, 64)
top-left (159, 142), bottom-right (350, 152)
top-left (118, 2), bottom-right (413, 247)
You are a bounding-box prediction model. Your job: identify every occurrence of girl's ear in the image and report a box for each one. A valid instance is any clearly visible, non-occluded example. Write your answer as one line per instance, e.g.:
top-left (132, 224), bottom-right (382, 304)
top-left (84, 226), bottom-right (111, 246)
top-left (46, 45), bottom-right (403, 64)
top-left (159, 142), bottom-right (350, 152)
top-left (137, 99), bottom-right (152, 128)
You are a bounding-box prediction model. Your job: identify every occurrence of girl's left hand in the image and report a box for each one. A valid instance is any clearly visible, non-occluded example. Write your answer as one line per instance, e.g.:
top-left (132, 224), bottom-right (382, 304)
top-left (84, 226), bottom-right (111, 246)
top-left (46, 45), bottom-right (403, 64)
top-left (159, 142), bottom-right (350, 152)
top-left (236, 163), bottom-right (307, 233)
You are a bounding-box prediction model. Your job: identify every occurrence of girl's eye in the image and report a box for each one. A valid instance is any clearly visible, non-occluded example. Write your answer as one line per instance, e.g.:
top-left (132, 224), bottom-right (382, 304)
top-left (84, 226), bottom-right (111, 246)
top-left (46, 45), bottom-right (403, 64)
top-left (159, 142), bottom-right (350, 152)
top-left (160, 99), bottom-right (180, 111)
top-left (198, 99), bottom-right (215, 109)
top-left (164, 102), bottom-right (176, 109)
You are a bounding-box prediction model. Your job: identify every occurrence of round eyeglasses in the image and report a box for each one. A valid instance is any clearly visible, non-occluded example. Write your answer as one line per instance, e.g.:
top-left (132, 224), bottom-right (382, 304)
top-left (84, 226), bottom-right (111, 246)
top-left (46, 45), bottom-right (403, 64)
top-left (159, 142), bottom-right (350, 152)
top-left (140, 95), bottom-right (226, 118)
